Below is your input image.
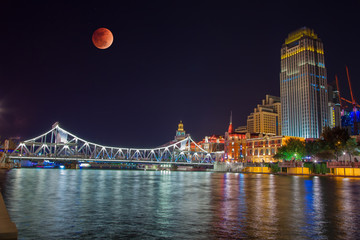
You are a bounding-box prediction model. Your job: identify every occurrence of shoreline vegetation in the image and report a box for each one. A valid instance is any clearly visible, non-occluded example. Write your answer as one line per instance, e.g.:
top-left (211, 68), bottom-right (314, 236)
top-left (273, 127), bottom-right (360, 163)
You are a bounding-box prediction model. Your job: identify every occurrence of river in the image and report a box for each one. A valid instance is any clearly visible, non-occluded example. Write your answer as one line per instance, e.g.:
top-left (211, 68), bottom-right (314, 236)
top-left (1, 169), bottom-right (360, 239)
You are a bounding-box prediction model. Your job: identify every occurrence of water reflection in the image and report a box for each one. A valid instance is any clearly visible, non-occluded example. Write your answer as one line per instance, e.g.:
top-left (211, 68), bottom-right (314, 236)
top-left (209, 173), bottom-right (360, 239)
top-left (1, 169), bottom-right (360, 239)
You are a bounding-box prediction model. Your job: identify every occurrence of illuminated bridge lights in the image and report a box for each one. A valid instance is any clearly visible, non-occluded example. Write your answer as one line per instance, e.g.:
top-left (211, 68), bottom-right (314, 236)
top-left (9, 124), bottom-right (220, 164)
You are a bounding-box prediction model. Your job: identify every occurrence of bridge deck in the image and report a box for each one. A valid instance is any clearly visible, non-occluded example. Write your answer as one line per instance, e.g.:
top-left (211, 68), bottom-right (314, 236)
top-left (8, 156), bottom-right (214, 166)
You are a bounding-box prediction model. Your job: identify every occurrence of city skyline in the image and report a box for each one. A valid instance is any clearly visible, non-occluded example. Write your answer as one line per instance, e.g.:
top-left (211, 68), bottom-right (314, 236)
top-left (1, 1), bottom-right (359, 147)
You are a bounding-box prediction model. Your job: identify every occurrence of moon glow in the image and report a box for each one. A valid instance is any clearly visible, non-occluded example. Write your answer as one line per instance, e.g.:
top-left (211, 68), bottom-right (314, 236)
top-left (92, 28), bottom-right (113, 49)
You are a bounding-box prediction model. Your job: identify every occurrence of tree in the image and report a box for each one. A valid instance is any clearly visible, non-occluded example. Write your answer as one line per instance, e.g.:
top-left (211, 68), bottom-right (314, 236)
top-left (322, 126), bottom-right (350, 146)
top-left (315, 148), bottom-right (335, 161)
top-left (321, 126), bottom-right (350, 160)
top-left (273, 148), bottom-right (290, 161)
top-left (273, 138), bottom-right (305, 161)
top-left (343, 138), bottom-right (360, 161)
top-left (305, 140), bottom-right (321, 159)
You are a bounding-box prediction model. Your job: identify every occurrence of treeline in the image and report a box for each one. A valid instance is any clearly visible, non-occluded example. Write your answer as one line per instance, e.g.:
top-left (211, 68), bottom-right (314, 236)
top-left (274, 127), bottom-right (360, 161)
top-left (268, 162), bottom-right (330, 174)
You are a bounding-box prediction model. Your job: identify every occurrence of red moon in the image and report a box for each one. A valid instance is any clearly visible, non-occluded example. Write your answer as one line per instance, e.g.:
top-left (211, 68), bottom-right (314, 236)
top-left (92, 28), bottom-right (113, 49)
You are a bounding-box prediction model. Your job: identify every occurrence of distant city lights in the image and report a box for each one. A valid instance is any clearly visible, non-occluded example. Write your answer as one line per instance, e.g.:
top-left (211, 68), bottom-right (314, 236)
top-left (80, 163), bottom-right (91, 168)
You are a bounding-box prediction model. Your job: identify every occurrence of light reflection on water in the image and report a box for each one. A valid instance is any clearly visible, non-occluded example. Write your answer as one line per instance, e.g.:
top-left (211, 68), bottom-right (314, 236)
top-left (1, 169), bottom-right (360, 239)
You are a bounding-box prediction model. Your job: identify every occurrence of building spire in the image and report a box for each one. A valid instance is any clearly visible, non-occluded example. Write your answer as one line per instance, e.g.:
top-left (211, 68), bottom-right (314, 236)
top-left (228, 111), bottom-right (233, 134)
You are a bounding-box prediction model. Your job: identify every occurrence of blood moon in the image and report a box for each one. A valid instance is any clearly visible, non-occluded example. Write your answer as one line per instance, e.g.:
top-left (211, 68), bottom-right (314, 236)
top-left (92, 28), bottom-right (113, 49)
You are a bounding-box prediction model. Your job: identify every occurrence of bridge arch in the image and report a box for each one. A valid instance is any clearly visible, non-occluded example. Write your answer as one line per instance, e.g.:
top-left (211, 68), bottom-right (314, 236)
top-left (10, 124), bottom-right (219, 164)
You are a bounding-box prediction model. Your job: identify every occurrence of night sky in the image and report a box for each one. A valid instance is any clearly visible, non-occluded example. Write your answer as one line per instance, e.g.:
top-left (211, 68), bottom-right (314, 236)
top-left (1, 1), bottom-right (359, 147)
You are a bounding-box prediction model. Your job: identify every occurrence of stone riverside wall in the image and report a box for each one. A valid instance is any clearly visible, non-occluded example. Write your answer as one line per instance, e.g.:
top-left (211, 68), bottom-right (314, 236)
top-left (213, 162), bottom-right (244, 172)
top-left (0, 192), bottom-right (17, 239)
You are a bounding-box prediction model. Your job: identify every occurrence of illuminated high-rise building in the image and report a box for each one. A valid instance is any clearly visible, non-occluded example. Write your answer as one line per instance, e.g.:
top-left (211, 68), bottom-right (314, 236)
top-left (280, 27), bottom-right (328, 139)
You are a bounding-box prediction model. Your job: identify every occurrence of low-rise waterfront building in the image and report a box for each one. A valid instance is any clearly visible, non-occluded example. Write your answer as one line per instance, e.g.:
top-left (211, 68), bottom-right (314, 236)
top-left (197, 135), bottom-right (224, 153)
top-left (245, 135), bottom-right (304, 163)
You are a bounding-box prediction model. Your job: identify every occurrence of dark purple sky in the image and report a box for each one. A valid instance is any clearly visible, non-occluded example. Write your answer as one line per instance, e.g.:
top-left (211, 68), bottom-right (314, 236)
top-left (1, 1), bottom-right (359, 147)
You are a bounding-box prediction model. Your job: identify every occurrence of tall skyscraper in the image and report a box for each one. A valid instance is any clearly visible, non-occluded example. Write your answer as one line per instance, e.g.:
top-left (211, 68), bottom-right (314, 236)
top-left (280, 27), bottom-right (328, 139)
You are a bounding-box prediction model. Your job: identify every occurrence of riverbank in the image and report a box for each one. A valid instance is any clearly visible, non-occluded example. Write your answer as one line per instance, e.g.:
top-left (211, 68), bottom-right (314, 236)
top-left (0, 192), bottom-right (17, 239)
top-left (214, 161), bottom-right (360, 178)
top-left (275, 172), bottom-right (360, 178)
top-left (6, 160), bottom-right (360, 178)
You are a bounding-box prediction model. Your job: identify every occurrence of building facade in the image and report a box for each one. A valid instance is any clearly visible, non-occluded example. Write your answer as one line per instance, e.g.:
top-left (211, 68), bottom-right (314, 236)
top-left (197, 135), bottom-right (224, 153)
top-left (247, 95), bottom-right (281, 135)
top-left (245, 135), bottom-right (304, 163)
top-left (327, 84), bottom-right (342, 128)
top-left (235, 125), bottom-right (248, 134)
top-left (224, 115), bottom-right (246, 162)
top-left (280, 27), bottom-right (329, 139)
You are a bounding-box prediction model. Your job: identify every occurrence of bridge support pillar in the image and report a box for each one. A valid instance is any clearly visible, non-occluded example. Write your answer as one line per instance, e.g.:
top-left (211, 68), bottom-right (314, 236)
top-left (213, 162), bottom-right (228, 172)
top-left (213, 162), bottom-right (243, 172)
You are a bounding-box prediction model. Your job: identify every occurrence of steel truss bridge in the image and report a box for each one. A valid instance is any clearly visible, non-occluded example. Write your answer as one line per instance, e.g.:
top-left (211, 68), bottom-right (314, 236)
top-left (8, 124), bottom-right (220, 165)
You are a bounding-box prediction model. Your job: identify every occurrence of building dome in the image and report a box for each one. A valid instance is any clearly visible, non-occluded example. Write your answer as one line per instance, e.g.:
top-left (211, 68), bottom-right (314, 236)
top-left (178, 121), bottom-right (184, 131)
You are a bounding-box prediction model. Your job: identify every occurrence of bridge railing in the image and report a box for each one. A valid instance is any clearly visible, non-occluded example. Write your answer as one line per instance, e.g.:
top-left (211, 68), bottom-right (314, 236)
top-left (9, 152), bottom-right (213, 163)
top-left (327, 161), bottom-right (360, 168)
top-left (278, 161), bottom-right (304, 168)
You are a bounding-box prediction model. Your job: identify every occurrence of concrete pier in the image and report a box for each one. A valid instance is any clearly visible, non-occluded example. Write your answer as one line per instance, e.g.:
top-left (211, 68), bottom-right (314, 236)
top-left (0, 193), bottom-right (17, 239)
top-left (213, 162), bottom-right (244, 172)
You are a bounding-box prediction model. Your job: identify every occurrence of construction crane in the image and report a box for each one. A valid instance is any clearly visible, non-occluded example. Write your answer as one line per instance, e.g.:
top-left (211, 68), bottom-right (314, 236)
top-left (336, 66), bottom-right (359, 134)
top-left (346, 66), bottom-right (358, 134)
top-left (340, 98), bottom-right (360, 108)
top-left (346, 66), bottom-right (359, 111)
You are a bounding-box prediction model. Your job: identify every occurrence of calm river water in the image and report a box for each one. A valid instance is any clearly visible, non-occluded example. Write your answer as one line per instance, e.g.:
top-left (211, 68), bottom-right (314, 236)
top-left (1, 169), bottom-right (360, 239)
